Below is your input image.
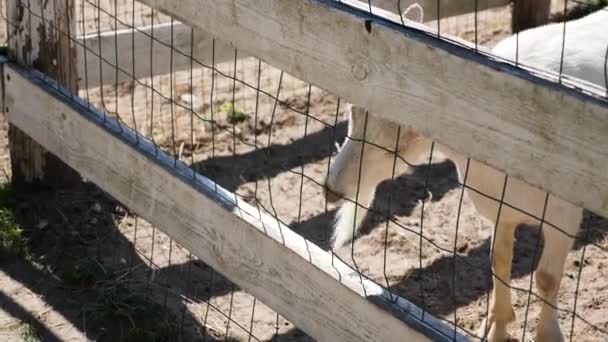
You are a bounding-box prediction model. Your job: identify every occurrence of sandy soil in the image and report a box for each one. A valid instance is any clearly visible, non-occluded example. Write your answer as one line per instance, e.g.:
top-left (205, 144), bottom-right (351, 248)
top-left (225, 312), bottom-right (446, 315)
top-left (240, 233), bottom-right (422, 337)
top-left (0, 1), bottom-right (607, 341)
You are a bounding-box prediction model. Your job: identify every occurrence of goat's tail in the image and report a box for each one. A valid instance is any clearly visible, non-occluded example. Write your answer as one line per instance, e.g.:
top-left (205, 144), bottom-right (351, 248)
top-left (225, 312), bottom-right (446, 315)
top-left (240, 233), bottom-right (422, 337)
top-left (331, 201), bottom-right (367, 249)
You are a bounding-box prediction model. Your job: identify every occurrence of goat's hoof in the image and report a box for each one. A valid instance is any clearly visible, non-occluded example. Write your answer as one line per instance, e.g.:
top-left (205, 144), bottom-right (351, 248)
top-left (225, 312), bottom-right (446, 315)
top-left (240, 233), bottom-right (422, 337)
top-left (535, 322), bottom-right (564, 342)
top-left (478, 315), bottom-right (515, 342)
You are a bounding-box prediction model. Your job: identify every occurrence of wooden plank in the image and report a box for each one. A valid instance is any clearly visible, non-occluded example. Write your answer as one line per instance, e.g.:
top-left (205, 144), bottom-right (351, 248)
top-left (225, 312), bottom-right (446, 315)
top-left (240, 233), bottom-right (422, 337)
top-left (135, 0), bottom-right (608, 218)
top-left (4, 62), bottom-right (473, 342)
top-left (76, 22), bottom-right (245, 88)
top-left (72, 0), bottom-right (569, 87)
top-left (75, 0), bottom-right (572, 88)
top-left (7, 0), bottom-right (81, 188)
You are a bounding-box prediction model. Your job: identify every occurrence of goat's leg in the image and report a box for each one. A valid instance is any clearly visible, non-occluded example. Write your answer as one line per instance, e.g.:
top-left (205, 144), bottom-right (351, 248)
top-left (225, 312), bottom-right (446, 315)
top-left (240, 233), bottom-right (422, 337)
top-left (479, 221), bottom-right (517, 342)
top-left (534, 213), bottom-right (580, 342)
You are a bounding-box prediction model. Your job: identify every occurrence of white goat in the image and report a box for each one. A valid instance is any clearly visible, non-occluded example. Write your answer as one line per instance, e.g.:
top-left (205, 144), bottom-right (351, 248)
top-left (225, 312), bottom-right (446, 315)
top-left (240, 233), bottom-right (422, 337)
top-left (325, 8), bottom-right (607, 342)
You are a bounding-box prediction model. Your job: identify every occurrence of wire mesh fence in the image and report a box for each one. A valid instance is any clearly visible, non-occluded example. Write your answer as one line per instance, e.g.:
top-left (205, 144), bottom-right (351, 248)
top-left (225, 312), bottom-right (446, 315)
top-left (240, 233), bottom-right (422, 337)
top-left (0, 0), bottom-right (607, 341)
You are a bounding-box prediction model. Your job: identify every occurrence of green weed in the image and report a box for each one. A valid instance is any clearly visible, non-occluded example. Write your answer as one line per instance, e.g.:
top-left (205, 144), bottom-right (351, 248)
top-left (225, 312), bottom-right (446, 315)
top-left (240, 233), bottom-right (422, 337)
top-left (20, 323), bottom-right (41, 342)
top-left (0, 184), bottom-right (30, 258)
top-left (221, 102), bottom-right (249, 124)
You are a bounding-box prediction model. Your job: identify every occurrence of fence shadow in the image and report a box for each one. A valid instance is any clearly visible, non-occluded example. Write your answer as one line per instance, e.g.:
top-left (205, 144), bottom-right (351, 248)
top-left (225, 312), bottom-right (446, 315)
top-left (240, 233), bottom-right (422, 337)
top-left (5, 119), bottom-right (604, 340)
top-left (358, 159), bottom-right (460, 238)
top-left (371, 210), bottom-right (607, 320)
top-left (0, 183), bottom-right (252, 341)
top-left (190, 119), bottom-right (608, 324)
top-left (195, 122), bottom-right (347, 192)
top-left (0, 289), bottom-right (64, 341)
top-left (287, 159), bottom-right (460, 250)
top-left (2, 150), bottom-right (606, 341)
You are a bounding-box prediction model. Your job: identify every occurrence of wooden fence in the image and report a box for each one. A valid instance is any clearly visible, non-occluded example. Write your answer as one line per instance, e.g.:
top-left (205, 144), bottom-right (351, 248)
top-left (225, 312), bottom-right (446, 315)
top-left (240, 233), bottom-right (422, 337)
top-left (2, 0), bottom-right (607, 341)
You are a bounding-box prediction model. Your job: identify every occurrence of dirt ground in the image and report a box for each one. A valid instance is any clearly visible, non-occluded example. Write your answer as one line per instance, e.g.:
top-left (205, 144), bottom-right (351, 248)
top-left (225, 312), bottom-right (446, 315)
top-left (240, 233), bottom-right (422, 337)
top-left (0, 1), bottom-right (607, 341)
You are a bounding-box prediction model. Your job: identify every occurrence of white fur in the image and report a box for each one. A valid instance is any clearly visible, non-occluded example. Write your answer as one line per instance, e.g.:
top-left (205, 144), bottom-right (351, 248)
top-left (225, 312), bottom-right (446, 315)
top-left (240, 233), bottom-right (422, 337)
top-left (325, 8), bottom-right (607, 342)
top-left (492, 8), bottom-right (608, 88)
top-left (401, 3), bottom-right (424, 23)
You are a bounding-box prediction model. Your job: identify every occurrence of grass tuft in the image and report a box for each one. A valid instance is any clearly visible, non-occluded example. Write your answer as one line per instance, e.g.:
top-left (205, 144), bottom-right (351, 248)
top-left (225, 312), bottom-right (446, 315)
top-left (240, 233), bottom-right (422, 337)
top-left (0, 184), bottom-right (30, 259)
top-left (221, 102), bottom-right (250, 124)
top-left (20, 323), bottom-right (41, 342)
top-left (84, 283), bottom-right (178, 341)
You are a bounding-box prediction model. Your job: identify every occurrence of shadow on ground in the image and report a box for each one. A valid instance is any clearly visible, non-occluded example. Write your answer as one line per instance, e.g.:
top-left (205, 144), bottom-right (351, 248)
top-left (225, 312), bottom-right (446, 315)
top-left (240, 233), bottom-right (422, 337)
top-left (0, 182), bottom-right (309, 341)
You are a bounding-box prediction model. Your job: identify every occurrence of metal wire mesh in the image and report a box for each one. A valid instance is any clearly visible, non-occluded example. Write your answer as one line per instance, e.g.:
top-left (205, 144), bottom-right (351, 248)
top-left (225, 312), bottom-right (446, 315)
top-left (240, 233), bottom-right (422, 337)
top-left (0, 0), bottom-right (607, 341)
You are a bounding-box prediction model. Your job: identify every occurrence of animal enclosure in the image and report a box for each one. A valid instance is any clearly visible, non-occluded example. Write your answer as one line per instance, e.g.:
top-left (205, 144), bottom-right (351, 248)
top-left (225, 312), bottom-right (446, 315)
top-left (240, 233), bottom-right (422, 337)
top-left (0, 0), bottom-right (607, 341)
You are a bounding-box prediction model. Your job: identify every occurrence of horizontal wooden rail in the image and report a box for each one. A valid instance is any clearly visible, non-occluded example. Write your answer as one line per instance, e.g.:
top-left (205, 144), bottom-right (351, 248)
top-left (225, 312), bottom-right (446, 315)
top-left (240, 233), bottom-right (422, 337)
top-left (73, 0), bottom-right (573, 88)
top-left (76, 22), bottom-right (246, 88)
top-left (73, 0), bottom-right (515, 88)
top-left (75, 0), bottom-right (573, 88)
top-left (135, 0), bottom-right (608, 218)
top-left (3, 62), bottom-right (471, 342)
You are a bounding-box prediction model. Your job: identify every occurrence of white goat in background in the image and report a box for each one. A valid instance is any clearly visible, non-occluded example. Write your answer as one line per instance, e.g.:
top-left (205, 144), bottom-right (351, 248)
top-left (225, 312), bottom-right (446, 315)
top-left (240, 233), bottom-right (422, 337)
top-left (324, 7), bottom-right (607, 342)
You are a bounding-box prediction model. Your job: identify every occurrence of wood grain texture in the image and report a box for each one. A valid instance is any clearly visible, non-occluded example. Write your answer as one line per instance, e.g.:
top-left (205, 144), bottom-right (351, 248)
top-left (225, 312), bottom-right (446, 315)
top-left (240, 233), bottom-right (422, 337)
top-left (7, 0), bottom-right (81, 188)
top-left (135, 0), bottom-right (608, 218)
top-left (4, 62), bottom-right (472, 342)
top-left (77, 22), bottom-right (245, 88)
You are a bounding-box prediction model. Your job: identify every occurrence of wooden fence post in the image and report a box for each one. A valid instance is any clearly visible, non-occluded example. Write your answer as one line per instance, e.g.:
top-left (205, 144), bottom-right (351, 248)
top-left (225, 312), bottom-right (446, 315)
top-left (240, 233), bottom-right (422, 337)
top-left (511, 0), bottom-right (552, 33)
top-left (6, 0), bottom-right (81, 188)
